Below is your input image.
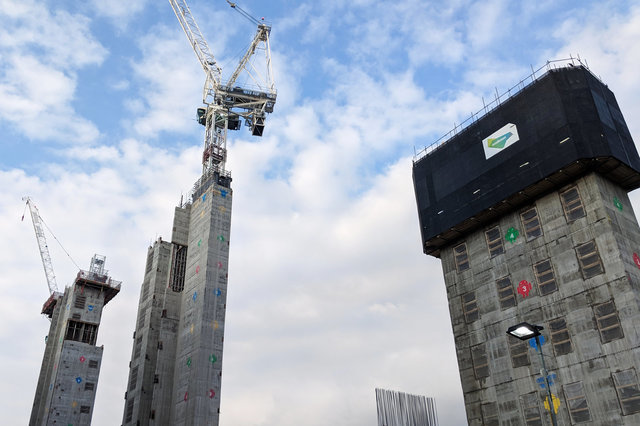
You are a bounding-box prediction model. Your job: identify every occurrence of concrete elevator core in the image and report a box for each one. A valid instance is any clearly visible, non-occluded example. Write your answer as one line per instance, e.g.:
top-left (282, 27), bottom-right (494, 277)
top-left (413, 62), bottom-right (640, 424)
top-left (122, 171), bottom-right (232, 426)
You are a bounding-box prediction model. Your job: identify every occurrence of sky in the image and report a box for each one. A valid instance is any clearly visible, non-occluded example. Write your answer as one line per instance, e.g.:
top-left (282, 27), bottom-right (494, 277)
top-left (2, 0), bottom-right (640, 425)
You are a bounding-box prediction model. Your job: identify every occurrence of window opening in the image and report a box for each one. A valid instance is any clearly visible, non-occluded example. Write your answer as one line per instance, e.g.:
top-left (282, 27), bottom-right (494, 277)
top-left (520, 392), bottom-right (543, 426)
top-left (594, 300), bottom-right (624, 343)
top-left (509, 337), bottom-right (530, 368)
top-left (145, 250), bottom-right (153, 274)
top-left (125, 398), bottom-right (134, 423)
top-left (496, 276), bottom-right (516, 309)
top-left (549, 318), bottom-right (572, 356)
top-left (138, 307), bottom-right (147, 329)
top-left (453, 243), bottom-right (469, 272)
top-left (74, 294), bottom-right (86, 309)
top-left (471, 344), bottom-right (489, 379)
top-left (560, 186), bottom-right (586, 221)
top-left (462, 292), bottom-right (479, 323)
top-left (129, 366), bottom-right (138, 391)
top-left (481, 402), bottom-right (499, 426)
top-left (485, 226), bottom-right (504, 257)
top-left (533, 259), bottom-right (557, 296)
top-left (65, 320), bottom-right (97, 345)
top-left (576, 240), bottom-right (604, 279)
top-left (564, 381), bottom-right (591, 423)
top-left (612, 368), bottom-right (640, 415)
top-left (141, 281), bottom-right (150, 301)
top-left (170, 244), bottom-right (188, 292)
top-left (520, 207), bottom-right (542, 240)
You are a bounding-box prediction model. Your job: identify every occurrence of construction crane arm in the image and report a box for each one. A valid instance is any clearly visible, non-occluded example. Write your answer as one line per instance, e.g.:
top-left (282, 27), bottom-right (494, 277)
top-left (169, 0), bottom-right (277, 175)
top-left (168, 0), bottom-right (222, 104)
top-left (225, 23), bottom-right (275, 94)
top-left (22, 197), bottom-right (59, 295)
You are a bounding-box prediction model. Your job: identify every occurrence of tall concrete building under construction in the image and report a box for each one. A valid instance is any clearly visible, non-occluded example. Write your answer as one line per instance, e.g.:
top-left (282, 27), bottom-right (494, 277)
top-left (122, 171), bottom-right (232, 426)
top-left (413, 60), bottom-right (640, 424)
top-left (29, 255), bottom-right (121, 425)
top-left (122, 1), bottom-right (276, 423)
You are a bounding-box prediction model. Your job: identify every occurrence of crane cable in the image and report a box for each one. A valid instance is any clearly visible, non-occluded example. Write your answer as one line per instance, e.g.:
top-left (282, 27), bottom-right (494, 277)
top-left (226, 0), bottom-right (264, 26)
top-left (22, 201), bottom-right (82, 272)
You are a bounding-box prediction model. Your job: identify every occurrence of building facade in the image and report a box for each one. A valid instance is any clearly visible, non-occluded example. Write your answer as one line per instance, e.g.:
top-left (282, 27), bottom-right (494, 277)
top-left (413, 62), bottom-right (640, 424)
top-left (30, 255), bottom-right (121, 426)
top-left (122, 171), bottom-right (232, 426)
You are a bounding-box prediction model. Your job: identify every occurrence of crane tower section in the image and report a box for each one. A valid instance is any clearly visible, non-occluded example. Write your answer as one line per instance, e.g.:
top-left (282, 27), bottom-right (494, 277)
top-left (168, 0), bottom-right (276, 178)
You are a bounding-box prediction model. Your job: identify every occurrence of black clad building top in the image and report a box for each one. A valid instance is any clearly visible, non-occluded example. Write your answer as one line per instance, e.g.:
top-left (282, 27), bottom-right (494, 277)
top-left (413, 65), bottom-right (640, 257)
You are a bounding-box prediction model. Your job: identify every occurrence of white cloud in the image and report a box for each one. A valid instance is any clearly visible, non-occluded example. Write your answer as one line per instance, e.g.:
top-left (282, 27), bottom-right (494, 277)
top-left (5, 2), bottom-right (640, 426)
top-left (90, 0), bottom-right (148, 29)
top-left (128, 27), bottom-right (203, 138)
top-left (551, 3), bottom-right (640, 137)
top-left (0, 136), bottom-right (203, 422)
top-left (465, 0), bottom-right (509, 49)
top-left (0, 0), bottom-right (107, 70)
top-left (0, 0), bottom-right (106, 144)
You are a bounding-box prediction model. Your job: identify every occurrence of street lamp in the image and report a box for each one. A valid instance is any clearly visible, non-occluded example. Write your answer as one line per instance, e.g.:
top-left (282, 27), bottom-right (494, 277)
top-left (506, 322), bottom-right (558, 426)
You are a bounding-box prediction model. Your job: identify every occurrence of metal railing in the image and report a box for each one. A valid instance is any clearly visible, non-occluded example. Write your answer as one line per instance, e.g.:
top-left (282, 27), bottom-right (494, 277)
top-left (413, 56), bottom-right (595, 163)
top-left (77, 269), bottom-right (122, 289)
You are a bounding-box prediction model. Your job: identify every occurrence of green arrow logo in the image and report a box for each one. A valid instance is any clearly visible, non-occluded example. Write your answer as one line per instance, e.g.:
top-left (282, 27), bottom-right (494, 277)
top-left (487, 132), bottom-right (512, 149)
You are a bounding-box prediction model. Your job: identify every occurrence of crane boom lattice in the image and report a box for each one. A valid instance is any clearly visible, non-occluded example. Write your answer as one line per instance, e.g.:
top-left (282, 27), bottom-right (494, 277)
top-left (22, 197), bottom-right (59, 295)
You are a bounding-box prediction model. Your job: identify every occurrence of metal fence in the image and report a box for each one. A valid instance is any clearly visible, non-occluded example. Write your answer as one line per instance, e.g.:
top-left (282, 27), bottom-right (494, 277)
top-left (375, 388), bottom-right (438, 426)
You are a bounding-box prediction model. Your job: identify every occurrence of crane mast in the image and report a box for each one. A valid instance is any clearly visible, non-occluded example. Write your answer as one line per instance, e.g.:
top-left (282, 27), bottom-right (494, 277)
top-left (22, 197), bottom-right (59, 296)
top-left (168, 0), bottom-right (276, 177)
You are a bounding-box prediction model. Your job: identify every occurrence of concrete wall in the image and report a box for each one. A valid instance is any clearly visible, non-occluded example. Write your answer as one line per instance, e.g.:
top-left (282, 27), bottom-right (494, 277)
top-left (171, 181), bottom-right (232, 425)
top-left (29, 293), bottom-right (65, 426)
top-left (47, 341), bottom-right (103, 424)
top-left (123, 179), bottom-right (233, 426)
top-left (440, 173), bottom-right (640, 425)
top-left (31, 274), bottom-right (116, 425)
top-left (122, 240), bottom-right (174, 425)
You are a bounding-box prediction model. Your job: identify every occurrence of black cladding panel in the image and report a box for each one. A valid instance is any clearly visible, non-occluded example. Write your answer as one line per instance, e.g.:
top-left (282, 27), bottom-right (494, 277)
top-left (413, 66), bottom-right (640, 256)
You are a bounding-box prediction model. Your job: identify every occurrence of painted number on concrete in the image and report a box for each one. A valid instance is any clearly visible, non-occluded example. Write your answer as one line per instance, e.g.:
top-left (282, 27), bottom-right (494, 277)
top-left (518, 280), bottom-right (532, 297)
top-left (505, 227), bottom-right (519, 244)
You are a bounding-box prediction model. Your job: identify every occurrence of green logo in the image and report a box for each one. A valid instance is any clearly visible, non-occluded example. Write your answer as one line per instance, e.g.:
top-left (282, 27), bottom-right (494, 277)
top-left (505, 227), bottom-right (519, 244)
top-left (614, 197), bottom-right (623, 211)
top-left (487, 132), bottom-right (513, 149)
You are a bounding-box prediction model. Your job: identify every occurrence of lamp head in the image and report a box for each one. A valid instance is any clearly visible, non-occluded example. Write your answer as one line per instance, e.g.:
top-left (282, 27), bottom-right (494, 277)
top-left (506, 322), bottom-right (543, 340)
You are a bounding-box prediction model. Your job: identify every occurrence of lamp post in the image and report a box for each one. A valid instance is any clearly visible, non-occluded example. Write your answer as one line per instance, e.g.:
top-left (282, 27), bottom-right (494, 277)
top-left (507, 322), bottom-right (558, 426)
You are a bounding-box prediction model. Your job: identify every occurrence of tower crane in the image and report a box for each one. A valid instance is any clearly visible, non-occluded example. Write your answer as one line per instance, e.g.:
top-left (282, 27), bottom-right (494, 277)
top-left (168, 0), bottom-right (276, 177)
top-left (22, 197), bottom-right (59, 296)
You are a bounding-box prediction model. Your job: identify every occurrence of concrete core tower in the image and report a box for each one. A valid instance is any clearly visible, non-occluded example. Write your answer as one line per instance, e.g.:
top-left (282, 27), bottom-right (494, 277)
top-left (30, 255), bottom-right (121, 425)
top-left (413, 61), bottom-right (640, 424)
top-left (122, 170), bottom-right (232, 426)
